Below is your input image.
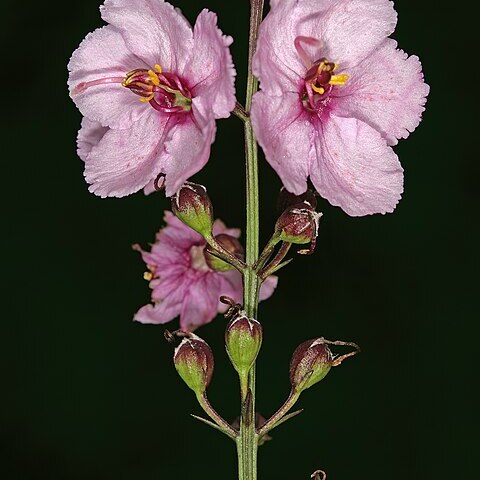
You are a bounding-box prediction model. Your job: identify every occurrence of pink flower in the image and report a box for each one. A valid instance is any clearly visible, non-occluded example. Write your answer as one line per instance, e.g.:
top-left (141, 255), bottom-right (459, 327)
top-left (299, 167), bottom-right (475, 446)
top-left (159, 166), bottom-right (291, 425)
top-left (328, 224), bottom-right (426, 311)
top-left (134, 212), bottom-right (278, 331)
top-left (251, 0), bottom-right (429, 216)
top-left (68, 0), bottom-right (236, 198)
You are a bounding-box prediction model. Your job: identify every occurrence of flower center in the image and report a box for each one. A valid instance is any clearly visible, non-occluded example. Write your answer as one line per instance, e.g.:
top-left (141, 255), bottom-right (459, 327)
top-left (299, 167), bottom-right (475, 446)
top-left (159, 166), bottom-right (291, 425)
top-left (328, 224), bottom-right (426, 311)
top-left (72, 63), bottom-right (192, 114)
top-left (122, 64), bottom-right (192, 113)
top-left (302, 57), bottom-right (349, 113)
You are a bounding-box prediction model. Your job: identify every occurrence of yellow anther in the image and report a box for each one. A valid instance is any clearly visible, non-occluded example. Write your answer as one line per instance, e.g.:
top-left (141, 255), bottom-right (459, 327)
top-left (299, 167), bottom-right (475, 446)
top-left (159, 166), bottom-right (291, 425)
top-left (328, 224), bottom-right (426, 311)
top-left (329, 74), bottom-right (349, 86)
top-left (316, 61), bottom-right (326, 74)
top-left (143, 271), bottom-right (153, 281)
top-left (148, 70), bottom-right (160, 86)
top-left (311, 84), bottom-right (325, 94)
top-left (154, 64), bottom-right (163, 73)
top-left (139, 93), bottom-right (154, 103)
top-left (333, 63), bottom-right (339, 71)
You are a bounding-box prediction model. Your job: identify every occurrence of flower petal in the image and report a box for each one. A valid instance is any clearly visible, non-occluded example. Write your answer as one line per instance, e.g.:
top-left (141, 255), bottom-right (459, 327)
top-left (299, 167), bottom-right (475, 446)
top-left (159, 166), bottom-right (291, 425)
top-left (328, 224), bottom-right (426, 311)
top-left (134, 273), bottom-right (187, 325)
top-left (184, 10), bottom-right (236, 119)
top-left (84, 111), bottom-right (176, 198)
top-left (68, 25), bottom-right (148, 129)
top-left (161, 110), bottom-right (216, 197)
top-left (251, 91), bottom-right (314, 195)
top-left (259, 275), bottom-right (279, 301)
top-left (77, 118), bottom-right (108, 162)
top-left (299, 0), bottom-right (397, 68)
top-left (180, 274), bottom-right (222, 330)
top-left (101, 0), bottom-right (193, 72)
top-left (333, 39), bottom-right (430, 145)
top-left (310, 115), bottom-right (403, 216)
top-left (253, 0), bottom-right (306, 94)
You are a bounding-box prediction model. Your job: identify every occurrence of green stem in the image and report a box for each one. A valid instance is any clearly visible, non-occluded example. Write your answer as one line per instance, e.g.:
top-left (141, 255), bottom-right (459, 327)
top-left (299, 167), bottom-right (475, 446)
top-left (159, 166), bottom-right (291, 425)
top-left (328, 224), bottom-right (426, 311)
top-left (238, 1), bottom-right (264, 480)
top-left (257, 390), bottom-right (301, 438)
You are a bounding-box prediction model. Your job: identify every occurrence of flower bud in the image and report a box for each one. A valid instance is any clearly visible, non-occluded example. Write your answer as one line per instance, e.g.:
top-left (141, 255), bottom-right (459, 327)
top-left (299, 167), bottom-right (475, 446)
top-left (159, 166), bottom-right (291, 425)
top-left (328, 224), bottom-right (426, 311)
top-left (275, 203), bottom-right (322, 246)
top-left (174, 333), bottom-right (214, 395)
top-left (171, 182), bottom-right (214, 239)
top-left (225, 313), bottom-right (262, 386)
top-left (277, 187), bottom-right (317, 214)
top-left (289, 338), bottom-right (333, 392)
top-left (204, 234), bottom-right (245, 272)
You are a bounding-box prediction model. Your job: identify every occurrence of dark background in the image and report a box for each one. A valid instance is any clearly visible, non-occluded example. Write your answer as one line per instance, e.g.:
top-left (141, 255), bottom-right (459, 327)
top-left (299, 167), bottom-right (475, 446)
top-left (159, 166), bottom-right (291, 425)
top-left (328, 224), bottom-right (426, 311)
top-left (2, 0), bottom-right (477, 479)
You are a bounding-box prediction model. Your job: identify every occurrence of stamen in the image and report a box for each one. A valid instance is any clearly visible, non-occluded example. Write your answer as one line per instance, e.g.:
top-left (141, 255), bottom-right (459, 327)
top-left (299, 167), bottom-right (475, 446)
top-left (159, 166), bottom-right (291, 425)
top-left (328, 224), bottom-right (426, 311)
top-left (139, 94), bottom-right (155, 102)
top-left (154, 64), bottom-right (162, 73)
top-left (311, 85), bottom-right (325, 95)
top-left (329, 74), bottom-right (349, 85)
top-left (148, 70), bottom-right (160, 86)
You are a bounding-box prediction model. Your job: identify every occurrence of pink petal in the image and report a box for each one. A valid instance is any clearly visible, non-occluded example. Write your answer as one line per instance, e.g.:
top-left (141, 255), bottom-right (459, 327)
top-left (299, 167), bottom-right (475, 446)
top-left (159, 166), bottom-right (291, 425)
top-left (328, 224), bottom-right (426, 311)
top-left (101, 0), bottom-right (193, 72)
top-left (253, 0), bottom-right (305, 95)
top-left (77, 118), bottom-right (108, 162)
top-left (333, 39), bottom-right (430, 145)
top-left (310, 115), bottom-right (403, 216)
top-left (299, 0), bottom-right (397, 68)
top-left (161, 111), bottom-right (216, 197)
top-left (251, 91), bottom-right (314, 195)
top-left (68, 26), bottom-right (148, 129)
top-left (184, 10), bottom-right (236, 119)
top-left (134, 275), bottom-right (187, 325)
top-left (180, 274), bottom-right (222, 330)
top-left (84, 111), bottom-right (176, 198)
top-left (259, 275), bottom-right (278, 301)
top-left (159, 211), bottom-right (204, 250)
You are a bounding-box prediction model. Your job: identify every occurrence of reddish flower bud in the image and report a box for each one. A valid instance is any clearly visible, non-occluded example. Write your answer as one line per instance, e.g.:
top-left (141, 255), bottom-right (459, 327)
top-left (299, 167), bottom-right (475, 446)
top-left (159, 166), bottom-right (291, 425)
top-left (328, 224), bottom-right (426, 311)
top-left (289, 338), bottom-right (333, 392)
top-left (171, 182), bottom-right (214, 239)
top-left (277, 187), bottom-right (317, 213)
top-left (204, 233), bottom-right (245, 272)
top-left (225, 313), bottom-right (263, 383)
top-left (275, 203), bottom-right (322, 249)
top-left (174, 333), bottom-right (214, 395)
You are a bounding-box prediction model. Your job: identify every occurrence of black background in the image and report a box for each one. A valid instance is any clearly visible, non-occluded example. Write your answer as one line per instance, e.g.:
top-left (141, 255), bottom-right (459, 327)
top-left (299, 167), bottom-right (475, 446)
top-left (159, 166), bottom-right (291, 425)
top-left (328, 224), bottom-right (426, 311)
top-left (2, 1), bottom-right (477, 479)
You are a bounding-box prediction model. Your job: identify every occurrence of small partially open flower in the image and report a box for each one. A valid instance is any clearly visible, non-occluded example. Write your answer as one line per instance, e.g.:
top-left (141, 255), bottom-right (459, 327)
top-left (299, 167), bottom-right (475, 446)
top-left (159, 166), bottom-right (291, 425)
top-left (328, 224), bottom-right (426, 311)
top-left (174, 333), bottom-right (214, 395)
top-left (289, 339), bottom-right (333, 392)
top-left (171, 182), bottom-right (214, 239)
top-left (134, 212), bottom-right (277, 331)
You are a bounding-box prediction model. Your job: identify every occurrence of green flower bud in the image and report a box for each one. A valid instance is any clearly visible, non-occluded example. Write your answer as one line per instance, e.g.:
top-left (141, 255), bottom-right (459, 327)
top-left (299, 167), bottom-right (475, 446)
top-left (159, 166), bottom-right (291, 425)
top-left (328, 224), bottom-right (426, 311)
top-left (171, 182), bottom-right (214, 239)
top-left (174, 334), bottom-right (214, 395)
top-left (225, 313), bottom-right (262, 392)
top-left (204, 233), bottom-right (245, 272)
top-left (289, 338), bottom-right (333, 392)
top-left (275, 203), bottom-right (322, 246)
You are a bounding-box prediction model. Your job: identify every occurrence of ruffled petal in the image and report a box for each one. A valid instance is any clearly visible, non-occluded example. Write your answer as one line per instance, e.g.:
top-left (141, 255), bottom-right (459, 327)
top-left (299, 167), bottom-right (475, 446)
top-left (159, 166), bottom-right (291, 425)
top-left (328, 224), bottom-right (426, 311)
top-left (333, 39), bottom-right (430, 145)
top-left (184, 10), bottom-right (236, 119)
top-left (68, 25), bottom-right (148, 129)
top-left (310, 115), bottom-right (403, 216)
top-left (251, 91), bottom-right (314, 195)
top-left (299, 0), bottom-right (397, 68)
top-left (259, 275), bottom-right (278, 301)
top-left (161, 110), bottom-right (216, 197)
top-left (253, 0), bottom-right (306, 94)
top-left (101, 0), bottom-right (193, 72)
top-left (77, 118), bottom-right (108, 162)
top-left (134, 273), bottom-right (187, 325)
top-left (180, 274), bottom-right (222, 330)
top-left (84, 111), bottom-right (176, 197)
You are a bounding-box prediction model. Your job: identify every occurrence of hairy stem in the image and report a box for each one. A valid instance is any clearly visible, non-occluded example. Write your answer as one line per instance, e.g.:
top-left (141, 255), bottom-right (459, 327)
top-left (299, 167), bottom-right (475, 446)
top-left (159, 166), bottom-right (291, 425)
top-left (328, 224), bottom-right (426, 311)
top-left (238, 1), bottom-right (265, 480)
